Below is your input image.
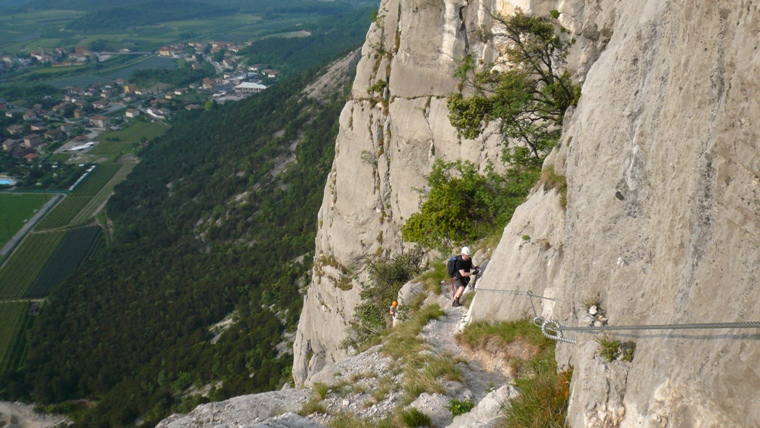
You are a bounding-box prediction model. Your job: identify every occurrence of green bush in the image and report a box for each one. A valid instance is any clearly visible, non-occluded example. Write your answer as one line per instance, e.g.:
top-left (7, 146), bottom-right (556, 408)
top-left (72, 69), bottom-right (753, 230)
top-left (448, 398), bottom-right (475, 416)
top-left (595, 335), bottom-right (620, 362)
top-left (400, 408), bottom-right (432, 427)
top-left (343, 249), bottom-right (425, 349)
top-left (449, 11), bottom-right (579, 163)
top-left (501, 356), bottom-right (572, 428)
top-left (620, 341), bottom-right (636, 362)
top-left (402, 160), bottom-right (532, 250)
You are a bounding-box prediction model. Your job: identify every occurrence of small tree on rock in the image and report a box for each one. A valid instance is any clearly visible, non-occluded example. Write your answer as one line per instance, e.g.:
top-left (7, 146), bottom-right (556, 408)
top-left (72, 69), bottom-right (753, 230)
top-left (448, 10), bottom-right (580, 165)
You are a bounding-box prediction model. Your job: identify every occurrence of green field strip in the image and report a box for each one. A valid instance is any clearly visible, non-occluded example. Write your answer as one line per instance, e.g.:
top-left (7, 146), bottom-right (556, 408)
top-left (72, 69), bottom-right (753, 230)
top-left (98, 121), bottom-right (169, 145)
top-left (0, 302), bottom-right (30, 373)
top-left (83, 229), bottom-right (106, 261)
top-left (0, 231), bottom-right (66, 299)
top-left (72, 164), bottom-right (123, 197)
top-left (71, 163), bottom-right (136, 225)
top-left (47, 153), bottom-right (73, 163)
top-left (0, 194), bottom-right (54, 243)
top-left (35, 196), bottom-right (93, 230)
top-left (25, 226), bottom-right (102, 298)
top-left (89, 141), bottom-right (133, 156)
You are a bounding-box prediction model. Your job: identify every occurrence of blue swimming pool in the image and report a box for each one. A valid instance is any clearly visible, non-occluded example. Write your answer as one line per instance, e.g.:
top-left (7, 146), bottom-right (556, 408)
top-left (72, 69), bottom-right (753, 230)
top-left (0, 178), bottom-right (17, 186)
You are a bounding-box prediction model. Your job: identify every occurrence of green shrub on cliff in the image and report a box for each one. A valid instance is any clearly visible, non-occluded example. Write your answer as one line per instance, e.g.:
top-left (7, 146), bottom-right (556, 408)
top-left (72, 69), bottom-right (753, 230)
top-left (401, 160), bottom-right (533, 250)
top-left (402, 12), bottom-right (578, 251)
top-left (343, 249), bottom-right (424, 349)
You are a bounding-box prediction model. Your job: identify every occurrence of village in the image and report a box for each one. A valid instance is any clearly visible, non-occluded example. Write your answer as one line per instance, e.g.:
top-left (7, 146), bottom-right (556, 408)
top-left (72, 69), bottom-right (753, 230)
top-left (0, 40), bottom-right (278, 189)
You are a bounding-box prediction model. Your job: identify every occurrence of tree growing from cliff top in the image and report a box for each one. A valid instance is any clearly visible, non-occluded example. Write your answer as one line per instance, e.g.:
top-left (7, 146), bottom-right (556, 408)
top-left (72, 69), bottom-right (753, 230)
top-left (448, 10), bottom-right (580, 165)
top-left (402, 12), bottom-right (579, 251)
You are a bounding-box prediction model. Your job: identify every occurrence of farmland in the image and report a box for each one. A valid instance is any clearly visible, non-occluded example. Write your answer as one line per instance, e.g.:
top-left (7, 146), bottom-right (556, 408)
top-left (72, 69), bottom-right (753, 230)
top-left (34, 196), bottom-right (91, 230)
top-left (47, 153), bottom-right (72, 163)
top-left (0, 193), bottom-right (54, 244)
top-left (105, 56), bottom-right (177, 81)
top-left (0, 9), bottom-right (85, 53)
top-left (25, 226), bottom-right (103, 298)
top-left (70, 163), bottom-right (135, 224)
top-left (0, 231), bottom-right (66, 299)
top-left (34, 163), bottom-right (128, 230)
top-left (88, 141), bottom-right (132, 162)
top-left (71, 163), bottom-right (122, 196)
top-left (0, 160), bottom-right (135, 373)
top-left (98, 120), bottom-right (169, 144)
top-left (0, 302), bottom-right (32, 373)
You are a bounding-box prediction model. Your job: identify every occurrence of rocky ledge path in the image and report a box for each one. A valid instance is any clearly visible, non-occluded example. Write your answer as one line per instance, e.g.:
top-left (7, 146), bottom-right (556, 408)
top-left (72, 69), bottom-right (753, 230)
top-left (157, 284), bottom-right (516, 428)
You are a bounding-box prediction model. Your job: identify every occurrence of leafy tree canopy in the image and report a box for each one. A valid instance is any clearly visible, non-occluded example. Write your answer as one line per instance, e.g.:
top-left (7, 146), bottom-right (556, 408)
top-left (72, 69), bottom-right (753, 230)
top-left (447, 10), bottom-right (580, 164)
top-left (405, 11), bottom-right (579, 250)
top-left (401, 160), bottom-right (536, 250)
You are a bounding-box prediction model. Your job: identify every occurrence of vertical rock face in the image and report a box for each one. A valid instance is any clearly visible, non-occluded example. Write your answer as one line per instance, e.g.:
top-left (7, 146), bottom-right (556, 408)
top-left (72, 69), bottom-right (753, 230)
top-left (470, 0), bottom-right (760, 426)
top-left (295, 0), bottom-right (760, 424)
top-left (292, 0), bottom-right (514, 385)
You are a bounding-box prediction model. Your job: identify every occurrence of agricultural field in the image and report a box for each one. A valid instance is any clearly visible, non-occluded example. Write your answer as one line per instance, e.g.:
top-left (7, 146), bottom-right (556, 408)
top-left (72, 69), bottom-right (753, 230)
top-left (87, 141), bottom-right (133, 162)
top-left (25, 226), bottom-right (103, 298)
top-left (71, 163), bottom-right (123, 196)
top-left (0, 231), bottom-right (66, 299)
top-left (0, 302), bottom-right (31, 373)
top-left (47, 153), bottom-right (72, 163)
top-left (34, 163), bottom-right (134, 230)
top-left (70, 163), bottom-right (135, 224)
top-left (0, 193), bottom-right (54, 244)
top-left (99, 120), bottom-right (169, 145)
top-left (45, 74), bottom-right (114, 89)
top-left (105, 56), bottom-right (177, 81)
top-left (34, 195), bottom-right (91, 230)
top-left (90, 140), bottom-right (132, 155)
top-left (0, 9), bottom-right (85, 52)
top-left (0, 9), bottom-right (299, 56)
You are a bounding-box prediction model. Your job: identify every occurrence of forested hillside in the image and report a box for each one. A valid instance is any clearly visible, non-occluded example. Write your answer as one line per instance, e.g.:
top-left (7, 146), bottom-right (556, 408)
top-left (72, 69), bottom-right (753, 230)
top-left (65, 0), bottom-right (233, 31)
top-left (0, 53), bottom-right (357, 427)
top-left (21, 0), bottom-right (356, 15)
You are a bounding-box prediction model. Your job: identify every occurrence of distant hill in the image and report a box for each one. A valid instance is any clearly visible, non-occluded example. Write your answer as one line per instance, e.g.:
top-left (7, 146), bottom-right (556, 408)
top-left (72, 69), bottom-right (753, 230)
top-left (200, 0), bottom-right (353, 15)
top-left (18, 0), bottom-right (144, 11)
top-left (65, 0), bottom-right (233, 31)
top-left (20, 0), bottom-right (356, 13)
top-left (0, 0), bottom-right (32, 8)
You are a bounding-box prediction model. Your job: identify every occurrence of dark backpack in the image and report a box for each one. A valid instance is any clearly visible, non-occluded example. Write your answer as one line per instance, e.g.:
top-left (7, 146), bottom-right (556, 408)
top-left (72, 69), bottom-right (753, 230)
top-left (447, 255), bottom-right (461, 278)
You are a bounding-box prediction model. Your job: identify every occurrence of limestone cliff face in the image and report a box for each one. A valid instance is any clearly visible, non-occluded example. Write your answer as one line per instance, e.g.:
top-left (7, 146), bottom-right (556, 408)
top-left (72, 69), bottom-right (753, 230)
top-left (469, 1), bottom-right (760, 427)
top-left (292, 0), bottom-right (513, 385)
top-left (295, 0), bottom-right (760, 425)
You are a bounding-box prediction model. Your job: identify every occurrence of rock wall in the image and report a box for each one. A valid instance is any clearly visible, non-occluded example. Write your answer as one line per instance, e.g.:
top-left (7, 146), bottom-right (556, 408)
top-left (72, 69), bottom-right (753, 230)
top-left (295, 0), bottom-right (760, 425)
top-left (291, 0), bottom-right (512, 385)
top-left (469, 0), bottom-right (760, 427)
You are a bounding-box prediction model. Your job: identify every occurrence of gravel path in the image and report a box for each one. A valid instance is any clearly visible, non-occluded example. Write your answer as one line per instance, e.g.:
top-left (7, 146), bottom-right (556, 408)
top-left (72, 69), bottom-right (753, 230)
top-left (421, 287), bottom-right (508, 404)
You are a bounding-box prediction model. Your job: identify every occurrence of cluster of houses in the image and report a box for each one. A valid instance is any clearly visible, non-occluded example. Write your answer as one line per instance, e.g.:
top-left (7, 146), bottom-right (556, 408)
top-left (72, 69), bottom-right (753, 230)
top-left (3, 97), bottom-right (76, 162)
top-left (1, 38), bottom-right (283, 169)
top-left (154, 41), bottom-right (275, 98)
top-left (1, 45), bottom-right (97, 73)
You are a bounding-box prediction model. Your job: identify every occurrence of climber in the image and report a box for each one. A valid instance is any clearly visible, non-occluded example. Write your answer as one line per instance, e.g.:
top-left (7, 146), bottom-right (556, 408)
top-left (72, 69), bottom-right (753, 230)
top-left (452, 246), bottom-right (479, 307)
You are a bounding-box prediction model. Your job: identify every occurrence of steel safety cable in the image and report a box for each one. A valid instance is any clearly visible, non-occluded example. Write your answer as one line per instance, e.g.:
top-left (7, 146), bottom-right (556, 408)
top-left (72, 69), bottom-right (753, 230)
top-left (472, 288), bottom-right (560, 301)
top-left (557, 321), bottom-right (760, 332)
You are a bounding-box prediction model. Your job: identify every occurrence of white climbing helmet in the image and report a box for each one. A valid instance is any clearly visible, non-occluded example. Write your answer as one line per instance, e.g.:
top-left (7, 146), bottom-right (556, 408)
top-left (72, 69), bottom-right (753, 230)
top-left (462, 246), bottom-right (471, 256)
